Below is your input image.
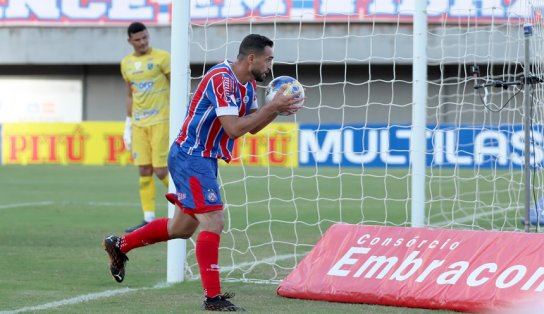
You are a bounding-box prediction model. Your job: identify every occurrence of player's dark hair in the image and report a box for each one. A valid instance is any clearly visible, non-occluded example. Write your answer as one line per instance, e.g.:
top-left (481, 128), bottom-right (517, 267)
top-left (237, 34), bottom-right (273, 59)
top-left (127, 22), bottom-right (147, 37)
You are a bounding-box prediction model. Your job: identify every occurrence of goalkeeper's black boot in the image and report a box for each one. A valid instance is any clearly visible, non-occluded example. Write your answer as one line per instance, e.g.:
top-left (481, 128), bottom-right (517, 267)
top-left (201, 293), bottom-right (246, 311)
top-left (103, 235), bottom-right (129, 283)
top-left (125, 220), bottom-right (148, 233)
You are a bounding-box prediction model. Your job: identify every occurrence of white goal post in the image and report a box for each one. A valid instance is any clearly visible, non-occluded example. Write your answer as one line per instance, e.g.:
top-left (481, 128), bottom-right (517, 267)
top-left (166, 0), bottom-right (191, 283)
top-left (167, 0), bottom-right (544, 284)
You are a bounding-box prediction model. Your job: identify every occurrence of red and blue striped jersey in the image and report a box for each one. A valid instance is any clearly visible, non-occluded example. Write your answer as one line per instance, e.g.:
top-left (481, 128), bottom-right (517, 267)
top-left (175, 60), bottom-right (259, 162)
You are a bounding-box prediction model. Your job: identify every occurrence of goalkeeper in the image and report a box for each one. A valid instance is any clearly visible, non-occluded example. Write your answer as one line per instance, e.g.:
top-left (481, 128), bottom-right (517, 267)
top-left (121, 22), bottom-right (171, 233)
top-left (104, 34), bottom-right (303, 311)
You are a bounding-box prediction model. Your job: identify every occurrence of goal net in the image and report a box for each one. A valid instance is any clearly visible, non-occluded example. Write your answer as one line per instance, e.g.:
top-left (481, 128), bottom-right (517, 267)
top-left (179, 0), bottom-right (544, 284)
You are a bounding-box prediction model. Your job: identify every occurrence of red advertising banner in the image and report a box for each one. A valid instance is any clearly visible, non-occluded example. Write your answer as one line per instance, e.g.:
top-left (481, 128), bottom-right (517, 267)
top-left (277, 224), bottom-right (544, 312)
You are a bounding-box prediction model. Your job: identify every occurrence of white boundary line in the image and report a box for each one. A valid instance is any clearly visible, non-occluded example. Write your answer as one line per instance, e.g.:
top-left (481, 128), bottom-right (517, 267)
top-left (0, 288), bottom-right (140, 314)
top-left (0, 202), bottom-right (54, 209)
top-left (0, 201), bottom-right (140, 210)
top-left (1, 254), bottom-right (301, 313)
top-left (432, 206), bottom-right (517, 226)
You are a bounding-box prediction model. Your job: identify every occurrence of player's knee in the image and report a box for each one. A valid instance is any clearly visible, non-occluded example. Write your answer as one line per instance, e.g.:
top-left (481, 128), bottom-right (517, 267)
top-left (201, 219), bottom-right (224, 234)
top-left (171, 231), bottom-right (193, 239)
top-left (153, 167), bottom-right (168, 179)
top-left (139, 165), bottom-right (153, 176)
top-left (167, 218), bottom-right (198, 239)
top-left (167, 226), bottom-right (194, 239)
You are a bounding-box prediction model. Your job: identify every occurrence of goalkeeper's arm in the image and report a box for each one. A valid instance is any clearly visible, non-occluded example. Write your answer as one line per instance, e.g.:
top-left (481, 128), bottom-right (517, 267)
top-left (123, 81), bottom-right (133, 151)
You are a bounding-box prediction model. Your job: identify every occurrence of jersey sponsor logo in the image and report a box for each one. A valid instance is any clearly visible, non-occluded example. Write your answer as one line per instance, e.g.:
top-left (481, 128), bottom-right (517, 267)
top-left (134, 108), bottom-right (159, 121)
top-left (221, 74), bottom-right (235, 102)
top-left (132, 80), bottom-right (154, 92)
top-left (213, 74), bottom-right (231, 102)
top-left (229, 94), bottom-right (237, 104)
top-left (222, 75), bottom-right (231, 92)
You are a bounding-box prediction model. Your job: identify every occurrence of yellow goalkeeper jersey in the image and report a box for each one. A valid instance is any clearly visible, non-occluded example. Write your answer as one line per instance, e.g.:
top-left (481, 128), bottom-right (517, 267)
top-left (121, 48), bottom-right (170, 126)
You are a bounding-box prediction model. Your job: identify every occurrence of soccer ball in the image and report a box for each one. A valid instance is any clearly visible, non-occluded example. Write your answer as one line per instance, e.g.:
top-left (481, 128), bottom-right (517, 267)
top-left (264, 76), bottom-right (304, 115)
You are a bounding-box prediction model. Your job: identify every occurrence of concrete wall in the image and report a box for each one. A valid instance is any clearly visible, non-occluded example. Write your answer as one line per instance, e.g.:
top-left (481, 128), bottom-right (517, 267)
top-left (0, 23), bottom-right (527, 125)
top-left (1, 23), bottom-right (524, 65)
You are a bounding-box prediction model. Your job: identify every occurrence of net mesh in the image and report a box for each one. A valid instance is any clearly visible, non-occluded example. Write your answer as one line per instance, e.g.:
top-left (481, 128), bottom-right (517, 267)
top-left (181, 0), bottom-right (544, 283)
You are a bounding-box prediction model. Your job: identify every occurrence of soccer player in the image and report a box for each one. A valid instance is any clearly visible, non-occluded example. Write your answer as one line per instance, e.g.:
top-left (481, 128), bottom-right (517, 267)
top-left (103, 34), bottom-right (303, 311)
top-left (121, 22), bottom-right (171, 232)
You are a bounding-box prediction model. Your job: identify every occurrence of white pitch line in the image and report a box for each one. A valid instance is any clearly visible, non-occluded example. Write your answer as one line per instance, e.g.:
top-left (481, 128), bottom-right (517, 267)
top-left (432, 206), bottom-right (518, 226)
top-left (1, 287), bottom-right (138, 314)
top-left (0, 201), bottom-right (140, 210)
top-left (2, 253), bottom-right (300, 313)
top-left (0, 201), bottom-right (54, 209)
top-left (221, 253), bottom-right (308, 272)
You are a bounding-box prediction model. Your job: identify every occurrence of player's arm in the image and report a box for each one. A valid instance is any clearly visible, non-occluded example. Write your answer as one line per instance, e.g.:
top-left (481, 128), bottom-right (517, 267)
top-left (247, 109), bottom-right (276, 135)
top-left (219, 86), bottom-right (300, 139)
top-left (123, 80), bottom-right (133, 150)
top-left (161, 51), bottom-right (171, 83)
top-left (218, 106), bottom-right (276, 139)
top-left (125, 80), bottom-right (133, 117)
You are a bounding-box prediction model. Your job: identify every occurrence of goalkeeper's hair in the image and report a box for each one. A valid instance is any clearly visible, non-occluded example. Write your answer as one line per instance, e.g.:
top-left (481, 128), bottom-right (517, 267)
top-left (127, 22), bottom-right (147, 37)
top-left (237, 34), bottom-right (274, 59)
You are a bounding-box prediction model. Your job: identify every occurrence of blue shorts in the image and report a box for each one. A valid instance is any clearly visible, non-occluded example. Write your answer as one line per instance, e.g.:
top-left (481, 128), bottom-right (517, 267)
top-left (167, 143), bottom-right (223, 213)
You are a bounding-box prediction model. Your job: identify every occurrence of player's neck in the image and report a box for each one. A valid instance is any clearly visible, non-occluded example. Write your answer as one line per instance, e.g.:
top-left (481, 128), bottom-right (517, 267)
top-left (230, 60), bottom-right (250, 85)
top-left (133, 47), bottom-right (151, 57)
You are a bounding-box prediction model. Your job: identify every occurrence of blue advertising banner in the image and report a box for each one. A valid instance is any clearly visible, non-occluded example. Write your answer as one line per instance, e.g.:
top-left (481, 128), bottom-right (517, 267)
top-left (298, 124), bottom-right (544, 168)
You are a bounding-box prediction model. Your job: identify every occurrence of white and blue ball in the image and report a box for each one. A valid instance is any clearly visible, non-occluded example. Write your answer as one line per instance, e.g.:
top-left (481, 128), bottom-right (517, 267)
top-left (264, 76), bottom-right (304, 115)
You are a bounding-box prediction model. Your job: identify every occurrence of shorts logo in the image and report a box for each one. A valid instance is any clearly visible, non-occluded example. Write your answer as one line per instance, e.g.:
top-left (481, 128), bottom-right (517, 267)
top-left (206, 189), bottom-right (218, 203)
top-left (176, 192), bottom-right (186, 201)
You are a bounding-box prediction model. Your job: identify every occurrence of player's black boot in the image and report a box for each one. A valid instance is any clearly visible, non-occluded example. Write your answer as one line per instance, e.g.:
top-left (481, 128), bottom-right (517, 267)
top-left (103, 235), bottom-right (129, 283)
top-left (201, 292), bottom-right (246, 311)
top-left (125, 220), bottom-right (148, 233)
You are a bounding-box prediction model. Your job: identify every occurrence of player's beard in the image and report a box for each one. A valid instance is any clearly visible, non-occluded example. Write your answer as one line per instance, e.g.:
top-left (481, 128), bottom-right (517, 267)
top-left (253, 69), bottom-right (268, 82)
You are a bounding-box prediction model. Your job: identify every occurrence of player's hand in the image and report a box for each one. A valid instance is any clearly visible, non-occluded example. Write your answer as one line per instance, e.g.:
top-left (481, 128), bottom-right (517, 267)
top-left (123, 117), bottom-right (132, 151)
top-left (270, 85), bottom-right (304, 115)
top-left (280, 104), bottom-right (303, 116)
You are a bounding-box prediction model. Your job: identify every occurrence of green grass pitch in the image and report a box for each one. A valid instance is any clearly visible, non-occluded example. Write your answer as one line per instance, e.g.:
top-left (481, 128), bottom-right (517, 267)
top-left (0, 164), bottom-right (521, 313)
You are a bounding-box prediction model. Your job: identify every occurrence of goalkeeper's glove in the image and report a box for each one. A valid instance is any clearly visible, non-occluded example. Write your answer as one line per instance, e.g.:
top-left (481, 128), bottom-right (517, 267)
top-left (123, 116), bottom-right (132, 151)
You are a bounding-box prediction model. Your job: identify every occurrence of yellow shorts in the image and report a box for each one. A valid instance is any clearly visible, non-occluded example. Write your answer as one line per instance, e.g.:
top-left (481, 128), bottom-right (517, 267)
top-left (132, 122), bottom-right (169, 167)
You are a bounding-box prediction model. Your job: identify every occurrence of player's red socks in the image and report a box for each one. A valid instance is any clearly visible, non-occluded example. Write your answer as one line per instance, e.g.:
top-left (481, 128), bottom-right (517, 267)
top-left (120, 217), bottom-right (169, 253)
top-left (196, 231), bottom-right (221, 297)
